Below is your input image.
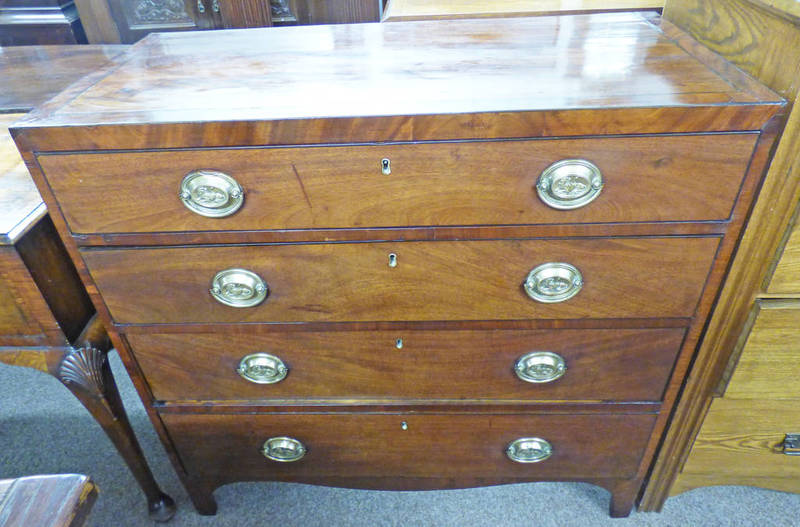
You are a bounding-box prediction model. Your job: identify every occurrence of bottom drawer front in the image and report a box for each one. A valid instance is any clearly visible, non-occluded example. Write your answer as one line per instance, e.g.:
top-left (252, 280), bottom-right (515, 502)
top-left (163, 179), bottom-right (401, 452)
top-left (162, 412), bottom-right (656, 480)
top-left (131, 328), bottom-right (685, 402)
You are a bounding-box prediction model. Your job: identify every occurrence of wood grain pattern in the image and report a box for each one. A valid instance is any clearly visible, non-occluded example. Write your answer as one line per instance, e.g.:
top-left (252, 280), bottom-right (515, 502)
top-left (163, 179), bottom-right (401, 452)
top-left (0, 45), bottom-right (128, 112)
top-left (0, 474), bottom-right (97, 527)
top-left (722, 301), bottom-right (800, 399)
top-left (383, 0), bottom-right (662, 21)
top-left (766, 223), bottom-right (800, 292)
top-left (128, 328), bottom-right (685, 402)
top-left (218, 0), bottom-right (272, 28)
top-left (293, 0), bottom-right (380, 24)
top-left (1, 113), bottom-right (43, 244)
top-left (162, 412), bottom-right (657, 481)
top-left (640, 1), bottom-right (800, 509)
top-left (0, 248), bottom-right (55, 340)
top-left (673, 399), bottom-right (800, 494)
top-left (39, 134), bottom-right (757, 235)
top-left (82, 237), bottom-right (719, 324)
top-left (663, 0), bottom-right (800, 100)
top-left (10, 14), bottom-right (781, 136)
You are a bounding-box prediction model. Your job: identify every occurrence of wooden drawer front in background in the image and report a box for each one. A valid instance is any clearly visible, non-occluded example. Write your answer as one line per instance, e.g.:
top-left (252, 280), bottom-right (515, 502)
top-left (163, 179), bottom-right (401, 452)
top-left (161, 412), bottom-right (657, 480)
top-left (767, 223), bottom-right (800, 293)
top-left (38, 134), bottom-right (757, 235)
top-left (83, 237), bottom-right (719, 324)
top-left (724, 301), bottom-right (800, 399)
top-left (129, 328), bottom-right (685, 402)
top-left (677, 399), bottom-right (800, 487)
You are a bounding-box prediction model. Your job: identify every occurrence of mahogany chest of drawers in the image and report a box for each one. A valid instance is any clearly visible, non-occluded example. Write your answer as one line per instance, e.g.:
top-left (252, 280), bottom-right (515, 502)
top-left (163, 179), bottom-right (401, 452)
top-left (11, 13), bottom-right (784, 517)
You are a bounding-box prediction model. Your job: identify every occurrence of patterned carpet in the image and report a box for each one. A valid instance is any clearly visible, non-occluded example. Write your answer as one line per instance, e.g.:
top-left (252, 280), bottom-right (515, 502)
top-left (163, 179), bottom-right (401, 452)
top-left (2, 353), bottom-right (799, 527)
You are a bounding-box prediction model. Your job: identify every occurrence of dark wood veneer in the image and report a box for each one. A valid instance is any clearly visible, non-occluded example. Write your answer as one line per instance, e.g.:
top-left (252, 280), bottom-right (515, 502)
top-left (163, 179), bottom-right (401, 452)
top-left (10, 12), bottom-right (785, 519)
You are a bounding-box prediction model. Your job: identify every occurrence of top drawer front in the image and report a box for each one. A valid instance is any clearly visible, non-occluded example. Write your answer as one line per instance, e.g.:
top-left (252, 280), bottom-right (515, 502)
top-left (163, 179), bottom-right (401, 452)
top-left (82, 237), bottom-right (718, 324)
top-left (39, 134), bottom-right (756, 236)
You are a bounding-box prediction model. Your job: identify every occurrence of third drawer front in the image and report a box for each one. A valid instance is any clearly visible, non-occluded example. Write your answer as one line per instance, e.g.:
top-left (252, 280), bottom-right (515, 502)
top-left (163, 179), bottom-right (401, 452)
top-left (129, 328), bottom-right (685, 402)
top-left (161, 411), bottom-right (657, 480)
top-left (38, 134), bottom-right (757, 234)
top-left (83, 237), bottom-right (719, 324)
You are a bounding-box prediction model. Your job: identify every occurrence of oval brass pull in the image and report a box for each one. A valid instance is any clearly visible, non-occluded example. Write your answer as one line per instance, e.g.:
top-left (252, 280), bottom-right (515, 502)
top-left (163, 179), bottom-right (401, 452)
top-left (515, 351), bottom-right (566, 383)
top-left (210, 268), bottom-right (268, 308)
top-left (524, 262), bottom-right (583, 303)
top-left (262, 437), bottom-right (306, 462)
top-left (237, 353), bottom-right (287, 384)
top-left (506, 437), bottom-right (553, 463)
top-left (536, 159), bottom-right (603, 210)
top-left (179, 170), bottom-right (244, 218)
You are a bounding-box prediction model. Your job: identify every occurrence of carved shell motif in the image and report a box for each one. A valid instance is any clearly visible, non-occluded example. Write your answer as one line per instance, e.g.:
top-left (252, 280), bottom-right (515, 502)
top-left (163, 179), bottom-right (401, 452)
top-left (58, 347), bottom-right (106, 396)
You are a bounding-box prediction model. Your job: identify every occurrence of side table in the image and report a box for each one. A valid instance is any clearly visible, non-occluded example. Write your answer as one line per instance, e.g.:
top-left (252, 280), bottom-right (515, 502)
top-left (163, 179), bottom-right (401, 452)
top-left (0, 46), bottom-right (175, 522)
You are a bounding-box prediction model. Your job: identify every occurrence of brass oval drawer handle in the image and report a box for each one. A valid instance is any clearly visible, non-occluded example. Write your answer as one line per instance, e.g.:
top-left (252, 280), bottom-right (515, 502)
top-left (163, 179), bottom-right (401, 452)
top-left (536, 159), bottom-right (603, 210)
top-left (524, 262), bottom-right (583, 303)
top-left (506, 437), bottom-right (553, 463)
top-left (514, 351), bottom-right (566, 383)
top-left (262, 436), bottom-right (306, 462)
top-left (237, 353), bottom-right (288, 384)
top-left (179, 170), bottom-right (244, 218)
top-left (210, 268), bottom-right (268, 308)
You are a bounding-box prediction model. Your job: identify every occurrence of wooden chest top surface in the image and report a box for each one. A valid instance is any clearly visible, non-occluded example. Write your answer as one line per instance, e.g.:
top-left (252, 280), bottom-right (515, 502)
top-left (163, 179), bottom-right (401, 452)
top-left (13, 13), bottom-right (782, 149)
top-left (0, 45), bottom-right (128, 113)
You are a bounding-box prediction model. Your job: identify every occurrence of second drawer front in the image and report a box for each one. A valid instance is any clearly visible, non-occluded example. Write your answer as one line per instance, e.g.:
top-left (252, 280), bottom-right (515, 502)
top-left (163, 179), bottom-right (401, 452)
top-left (162, 412), bottom-right (657, 480)
top-left (130, 328), bottom-right (685, 402)
top-left (83, 237), bottom-right (719, 324)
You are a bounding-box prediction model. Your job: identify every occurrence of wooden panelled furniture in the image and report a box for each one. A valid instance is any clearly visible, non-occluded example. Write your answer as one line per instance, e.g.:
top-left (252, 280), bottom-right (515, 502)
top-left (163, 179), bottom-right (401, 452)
top-left (382, 0), bottom-right (662, 21)
top-left (10, 14), bottom-right (784, 517)
top-left (640, 0), bottom-right (800, 509)
top-left (0, 474), bottom-right (97, 527)
top-left (0, 45), bottom-right (175, 522)
top-left (76, 0), bottom-right (381, 44)
top-left (0, 0), bottom-right (86, 45)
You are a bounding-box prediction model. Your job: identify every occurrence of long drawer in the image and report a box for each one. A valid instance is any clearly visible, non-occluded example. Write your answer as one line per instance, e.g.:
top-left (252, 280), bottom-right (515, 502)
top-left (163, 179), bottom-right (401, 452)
top-left (130, 328), bottom-right (685, 402)
top-left (38, 134), bottom-right (756, 234)
top-left (82, 237), bottom-right (719, 324)
top-left (161, 411), bottom-right (657, 481)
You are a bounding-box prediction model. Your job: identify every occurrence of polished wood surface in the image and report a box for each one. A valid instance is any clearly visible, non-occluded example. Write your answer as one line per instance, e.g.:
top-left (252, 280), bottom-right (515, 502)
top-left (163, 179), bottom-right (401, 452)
top-left (640, 1), bottom-right (800, 510)
top-left (163, 412), bottom-right (656, 480)
top-left (40, 134), bottom-right (756, 235)
top-left (130, 328), bottom-right (684, 402)
top-left (1, 114), bottom-right (43, 244)
top-left (0, 474), bottom-right (96, 527)
top-left (12, 14), bottom-right (781, 135)
top-left (671, 399), bottom-right (800, 496)
top-left (383, 0), bottom-right (662, 21)
top-left (11, 13), bottom-right (783, 519)
top-left (0, 45), bottom-right (127, 112)
top-left (82, 237), bottom-right (718, 324)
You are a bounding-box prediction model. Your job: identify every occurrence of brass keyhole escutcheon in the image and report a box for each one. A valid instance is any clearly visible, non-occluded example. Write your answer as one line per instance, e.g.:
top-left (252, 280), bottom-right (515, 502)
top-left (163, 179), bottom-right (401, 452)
top-left (381, 158), bottom-right (391, 175)
top-left (388, 253), bottom-right (398, 268)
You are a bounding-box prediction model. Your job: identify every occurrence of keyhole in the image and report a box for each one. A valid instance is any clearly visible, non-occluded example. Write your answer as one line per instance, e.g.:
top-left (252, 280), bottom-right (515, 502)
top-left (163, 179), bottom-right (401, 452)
top-left (395, 338), bottom-right (403, 349)
top-left (401, 421), bottom-right (408, 431)
top-left (388, 253), bottom-right (398, 268)
top-left (381, 158), bottom-right (391, 175)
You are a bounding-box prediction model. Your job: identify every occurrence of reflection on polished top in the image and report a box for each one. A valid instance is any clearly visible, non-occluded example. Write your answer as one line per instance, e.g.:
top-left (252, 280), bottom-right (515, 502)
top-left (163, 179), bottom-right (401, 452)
top-left (16, 13), bottom-right (781, 131)
top-left (0, 45), bottom-right (128, 113)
